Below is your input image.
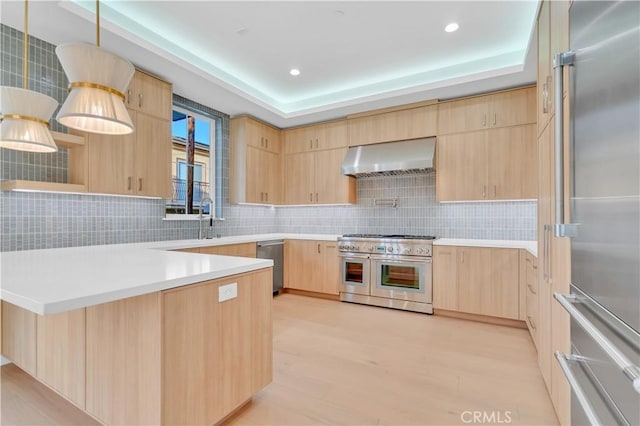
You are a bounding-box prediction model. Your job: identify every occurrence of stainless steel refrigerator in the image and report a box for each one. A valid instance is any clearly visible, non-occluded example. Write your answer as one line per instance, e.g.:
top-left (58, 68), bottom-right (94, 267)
top-left (552, 0), bottom-right (640, 425)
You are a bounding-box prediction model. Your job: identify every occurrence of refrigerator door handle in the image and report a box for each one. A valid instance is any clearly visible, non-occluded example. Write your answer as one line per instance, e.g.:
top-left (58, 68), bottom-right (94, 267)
top-left (555, 351), bottom-right (603, 426)
top-left (553, 52), bottom-right (579, 238)
top-left (554, 292), bottom-right (640, 394)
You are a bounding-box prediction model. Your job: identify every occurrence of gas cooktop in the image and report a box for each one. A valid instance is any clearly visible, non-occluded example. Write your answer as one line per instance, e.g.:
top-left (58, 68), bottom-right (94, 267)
top-left (341, 234), bottom-right (437, 240)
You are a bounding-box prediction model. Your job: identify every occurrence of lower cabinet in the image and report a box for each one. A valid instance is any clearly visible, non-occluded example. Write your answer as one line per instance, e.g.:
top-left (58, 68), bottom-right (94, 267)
top-left (522, 251), bottom-right (539, 347)
top-left (1, 268), bottom-right (273, 426)
top-left (433, 246), bottom-right (520, 319)
top-left (284, 240), bottom-right (339, 295)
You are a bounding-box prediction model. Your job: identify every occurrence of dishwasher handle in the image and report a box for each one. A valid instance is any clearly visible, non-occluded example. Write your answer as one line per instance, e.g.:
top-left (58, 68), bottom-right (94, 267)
top-left (257, 240), bottom-right (284, 248)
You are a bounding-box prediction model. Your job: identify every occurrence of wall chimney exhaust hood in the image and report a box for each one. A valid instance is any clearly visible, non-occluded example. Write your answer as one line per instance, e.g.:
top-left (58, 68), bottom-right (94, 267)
top-left (341, 137), bottom-right (436, 177)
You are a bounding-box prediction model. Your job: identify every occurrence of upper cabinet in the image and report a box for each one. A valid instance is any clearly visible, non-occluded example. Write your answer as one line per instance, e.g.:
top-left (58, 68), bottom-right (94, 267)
top-left (84, 70), bottom-right (172, 198)
top-left (438, 87), bottom-right (536, 135)
top-left (537, 0), bottom-right (570, 137)
top-left (437, 124), bottom-right (537, 201)
top-left (348, 104), bottom-right (437, 146)
top-left (230, 116), bottom-right (283, 204)
top-left (283, 147), bottom-right (356, 205)
top-left (284, 120), bottom-right (348, 154)
top-left (125, 70), bottom-right (172, 121)
top-left (85, 110), bottom-right (172, 198)
top-left (242, 116), bottom-right (282, 154)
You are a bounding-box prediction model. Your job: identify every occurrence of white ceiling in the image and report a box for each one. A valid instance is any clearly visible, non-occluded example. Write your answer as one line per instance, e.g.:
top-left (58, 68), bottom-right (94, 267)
top-left (0, 1), bottom-right (539, 128)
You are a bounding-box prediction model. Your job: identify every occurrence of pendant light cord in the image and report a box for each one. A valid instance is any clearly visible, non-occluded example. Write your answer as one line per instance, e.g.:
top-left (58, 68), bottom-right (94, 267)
top-left (23, 0), bottom-right (28, 89)
top-left (96, 0), bottom-right (100, 47)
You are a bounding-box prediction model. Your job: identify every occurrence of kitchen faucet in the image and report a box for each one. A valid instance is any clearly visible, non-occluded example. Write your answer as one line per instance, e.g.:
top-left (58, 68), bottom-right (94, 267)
top-left (198, 197), bottom-right (214, 239)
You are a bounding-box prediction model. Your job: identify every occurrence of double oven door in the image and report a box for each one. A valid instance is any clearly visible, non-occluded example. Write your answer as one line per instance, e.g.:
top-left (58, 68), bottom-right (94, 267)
top-left (339, 253), bottom-right (432, 303)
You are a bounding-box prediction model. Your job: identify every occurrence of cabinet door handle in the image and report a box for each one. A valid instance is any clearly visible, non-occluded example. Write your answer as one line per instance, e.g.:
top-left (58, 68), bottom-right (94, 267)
top-left (261, 137), bottom-right (264, 147)
top-left (493, 112), bottom-right (497, 126)
top-left (127, 176), bottom-right (132, 190)
top-left (527, 315), bottom-right (537, 330)
top-left (138, 178), bottom-right (142, 191)
top-left (482, 185), bottom-right (486, 198)
top-left (261, 192), bottom-right (264, 202)
top-left (265, 138), bottom-right (268, 149)
top-left (138, 93), bottom-right (143, 108)
top-left (309, 140), bottom-right (313, 149)
top-left (265, 192), bottom-right (268, 202)
top-left (309, 193), bottom-right (313, 202)
top-left (494, 185), bottom-right (497, 198)
top-left (317, 243), bottom-right (321, 254)
top-left (127, 90), bottom-right (132, 105)
top-left (460, 251), bottom-right (465, 263)
top-left (482, 113), bottom-right (486, 127)
top-left (315, 138), bottom-right (319, 149)
top-left (542, 81), bottom-right (549, 114)
top-left (315, 193), bottom-right (318, 202)
top-left (527, 284), bottom-right (537, 295)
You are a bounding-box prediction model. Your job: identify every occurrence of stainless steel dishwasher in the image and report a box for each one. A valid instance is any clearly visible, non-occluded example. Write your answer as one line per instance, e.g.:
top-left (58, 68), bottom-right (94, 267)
top-left (256, 240), bottom-right (283, 294)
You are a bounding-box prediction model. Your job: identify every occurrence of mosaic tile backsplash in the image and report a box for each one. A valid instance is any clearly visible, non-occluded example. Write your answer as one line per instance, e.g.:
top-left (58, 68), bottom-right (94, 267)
top-left (0, 25), bottom-right (536, 252)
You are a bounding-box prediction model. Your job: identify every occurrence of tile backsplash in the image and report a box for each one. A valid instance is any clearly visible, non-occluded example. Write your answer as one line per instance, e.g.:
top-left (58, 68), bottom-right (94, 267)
top-left (0, 24), bottom-right (536, 252)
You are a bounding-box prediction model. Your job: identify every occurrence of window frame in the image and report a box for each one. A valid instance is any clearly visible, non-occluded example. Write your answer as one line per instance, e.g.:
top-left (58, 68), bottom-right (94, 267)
top-left (165, 104), bottom-right (221, 219)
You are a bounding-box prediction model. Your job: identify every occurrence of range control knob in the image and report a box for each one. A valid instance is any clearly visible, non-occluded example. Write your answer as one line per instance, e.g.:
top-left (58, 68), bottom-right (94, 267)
top-left (354, 245), bottom-right (360, 251)
top-left (368, 245), bottom-right (375, 251)
top-left (387, 246), bottom-right (394, 253)
top-left (404, 248), bottom-right (412, 254)
top-left (417, 248), bottom-right (425, 255)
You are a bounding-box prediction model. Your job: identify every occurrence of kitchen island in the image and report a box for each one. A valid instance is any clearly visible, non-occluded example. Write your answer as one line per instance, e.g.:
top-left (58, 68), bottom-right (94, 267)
top-left (0, 242), bottom-right (274, 425)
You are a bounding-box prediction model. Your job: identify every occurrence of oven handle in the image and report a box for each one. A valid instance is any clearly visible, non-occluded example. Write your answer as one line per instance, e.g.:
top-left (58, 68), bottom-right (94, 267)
top-left (337, 253), bottom-right (370, 260)
top-left (370, 255), bottom-right (432, 264)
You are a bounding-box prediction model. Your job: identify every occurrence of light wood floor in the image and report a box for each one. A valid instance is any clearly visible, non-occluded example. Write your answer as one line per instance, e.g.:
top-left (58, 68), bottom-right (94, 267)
top-left (225, 294), bottom-right (558, 426)
top-left (1, 294), bottom-right (558, 426)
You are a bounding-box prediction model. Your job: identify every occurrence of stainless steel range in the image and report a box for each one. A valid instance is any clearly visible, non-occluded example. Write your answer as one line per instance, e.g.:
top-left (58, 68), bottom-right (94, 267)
top-left (338, 234), bottom-right (435, 314)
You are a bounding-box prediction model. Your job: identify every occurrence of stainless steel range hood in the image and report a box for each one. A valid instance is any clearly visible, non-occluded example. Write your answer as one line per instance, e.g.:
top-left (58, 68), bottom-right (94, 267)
top-left (341, 137), bottom-right (436, 177)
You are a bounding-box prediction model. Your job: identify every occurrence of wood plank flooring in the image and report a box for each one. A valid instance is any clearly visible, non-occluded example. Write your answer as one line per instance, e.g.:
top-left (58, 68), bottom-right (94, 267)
top-left (225, 294), bottom-right (558, 426)
top-left (1, 294), bottom-right (558, 425)
top-left (1, 363), bottom-right (99, 425)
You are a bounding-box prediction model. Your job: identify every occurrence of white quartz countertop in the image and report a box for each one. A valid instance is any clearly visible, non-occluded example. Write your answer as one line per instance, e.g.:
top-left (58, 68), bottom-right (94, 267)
top-left (0, 233), bottom-right (340, 315)
top-left (434, 239), bottom-right (537, 256)
top-left (1, 233), bottom-right (535, 315)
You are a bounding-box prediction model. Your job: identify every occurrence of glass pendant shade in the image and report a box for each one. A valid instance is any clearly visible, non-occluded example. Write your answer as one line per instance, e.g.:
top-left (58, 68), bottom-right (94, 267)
top-left (56, 43), bottom-right (135, 135)
top-left (0, 86), bottom-right (59, 153)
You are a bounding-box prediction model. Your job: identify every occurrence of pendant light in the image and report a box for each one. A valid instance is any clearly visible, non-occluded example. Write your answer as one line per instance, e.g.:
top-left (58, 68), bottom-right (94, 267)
top-left (0, 0), bottom-right (58, 153)
top-left (55, 0), bottom-right (135, 135)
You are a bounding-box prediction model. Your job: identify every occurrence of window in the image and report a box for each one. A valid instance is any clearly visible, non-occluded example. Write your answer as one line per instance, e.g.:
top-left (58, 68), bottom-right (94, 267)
top-left (166, 105), bottom-right (220, 217)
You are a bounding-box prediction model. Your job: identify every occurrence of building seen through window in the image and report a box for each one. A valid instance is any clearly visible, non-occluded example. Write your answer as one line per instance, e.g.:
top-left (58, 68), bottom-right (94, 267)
top-left (167, 107), bottom-right (215, 215)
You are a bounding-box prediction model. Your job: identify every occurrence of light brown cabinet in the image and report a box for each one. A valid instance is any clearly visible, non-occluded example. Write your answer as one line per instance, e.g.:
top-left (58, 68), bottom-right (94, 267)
top-left (284, 240), bottom-right (339, 295)
top-left (162, 269), bottom-right (272, 425)
top-left (284, 120), bottom-right (348, 154)
top-left (1, 301), bottom-right (37, 376)
top-left (536, 1), bottom-right (571, 424)
top-left (235, 116), bottom-right (282, 154)
top-left (433, 246), bottom-right (520, 319)
top-left (521, 251), bottom-right (539, 347)
top-left (436, 124), bottom-right (537, 201)
top-left (199, 242), bottom-right (257, 258)
top-left (348, 104), bottom-right (438, 146)
top-left (86, 110), bottom-right (172, 198)
top-left (125, 70), bottom-right (172, 121)
top-left (84, 70), bottom-right (172, 199)
top-left (230, 116), bottom-right (283, 204)
top-left (438, 86), bottom-right (536, 135)
top-left (36, 309), bottom-right (86, 409)
top-left (284, 147), bottom-right (356, 205)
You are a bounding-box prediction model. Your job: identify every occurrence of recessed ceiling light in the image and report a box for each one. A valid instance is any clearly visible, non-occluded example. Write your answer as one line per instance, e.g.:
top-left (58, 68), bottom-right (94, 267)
top-left (236, 27), bottom-right (249, 36)
top-left (445, 23), bottom-right (459, 33)
top-left (289, 68), bottom-right (301, 76)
